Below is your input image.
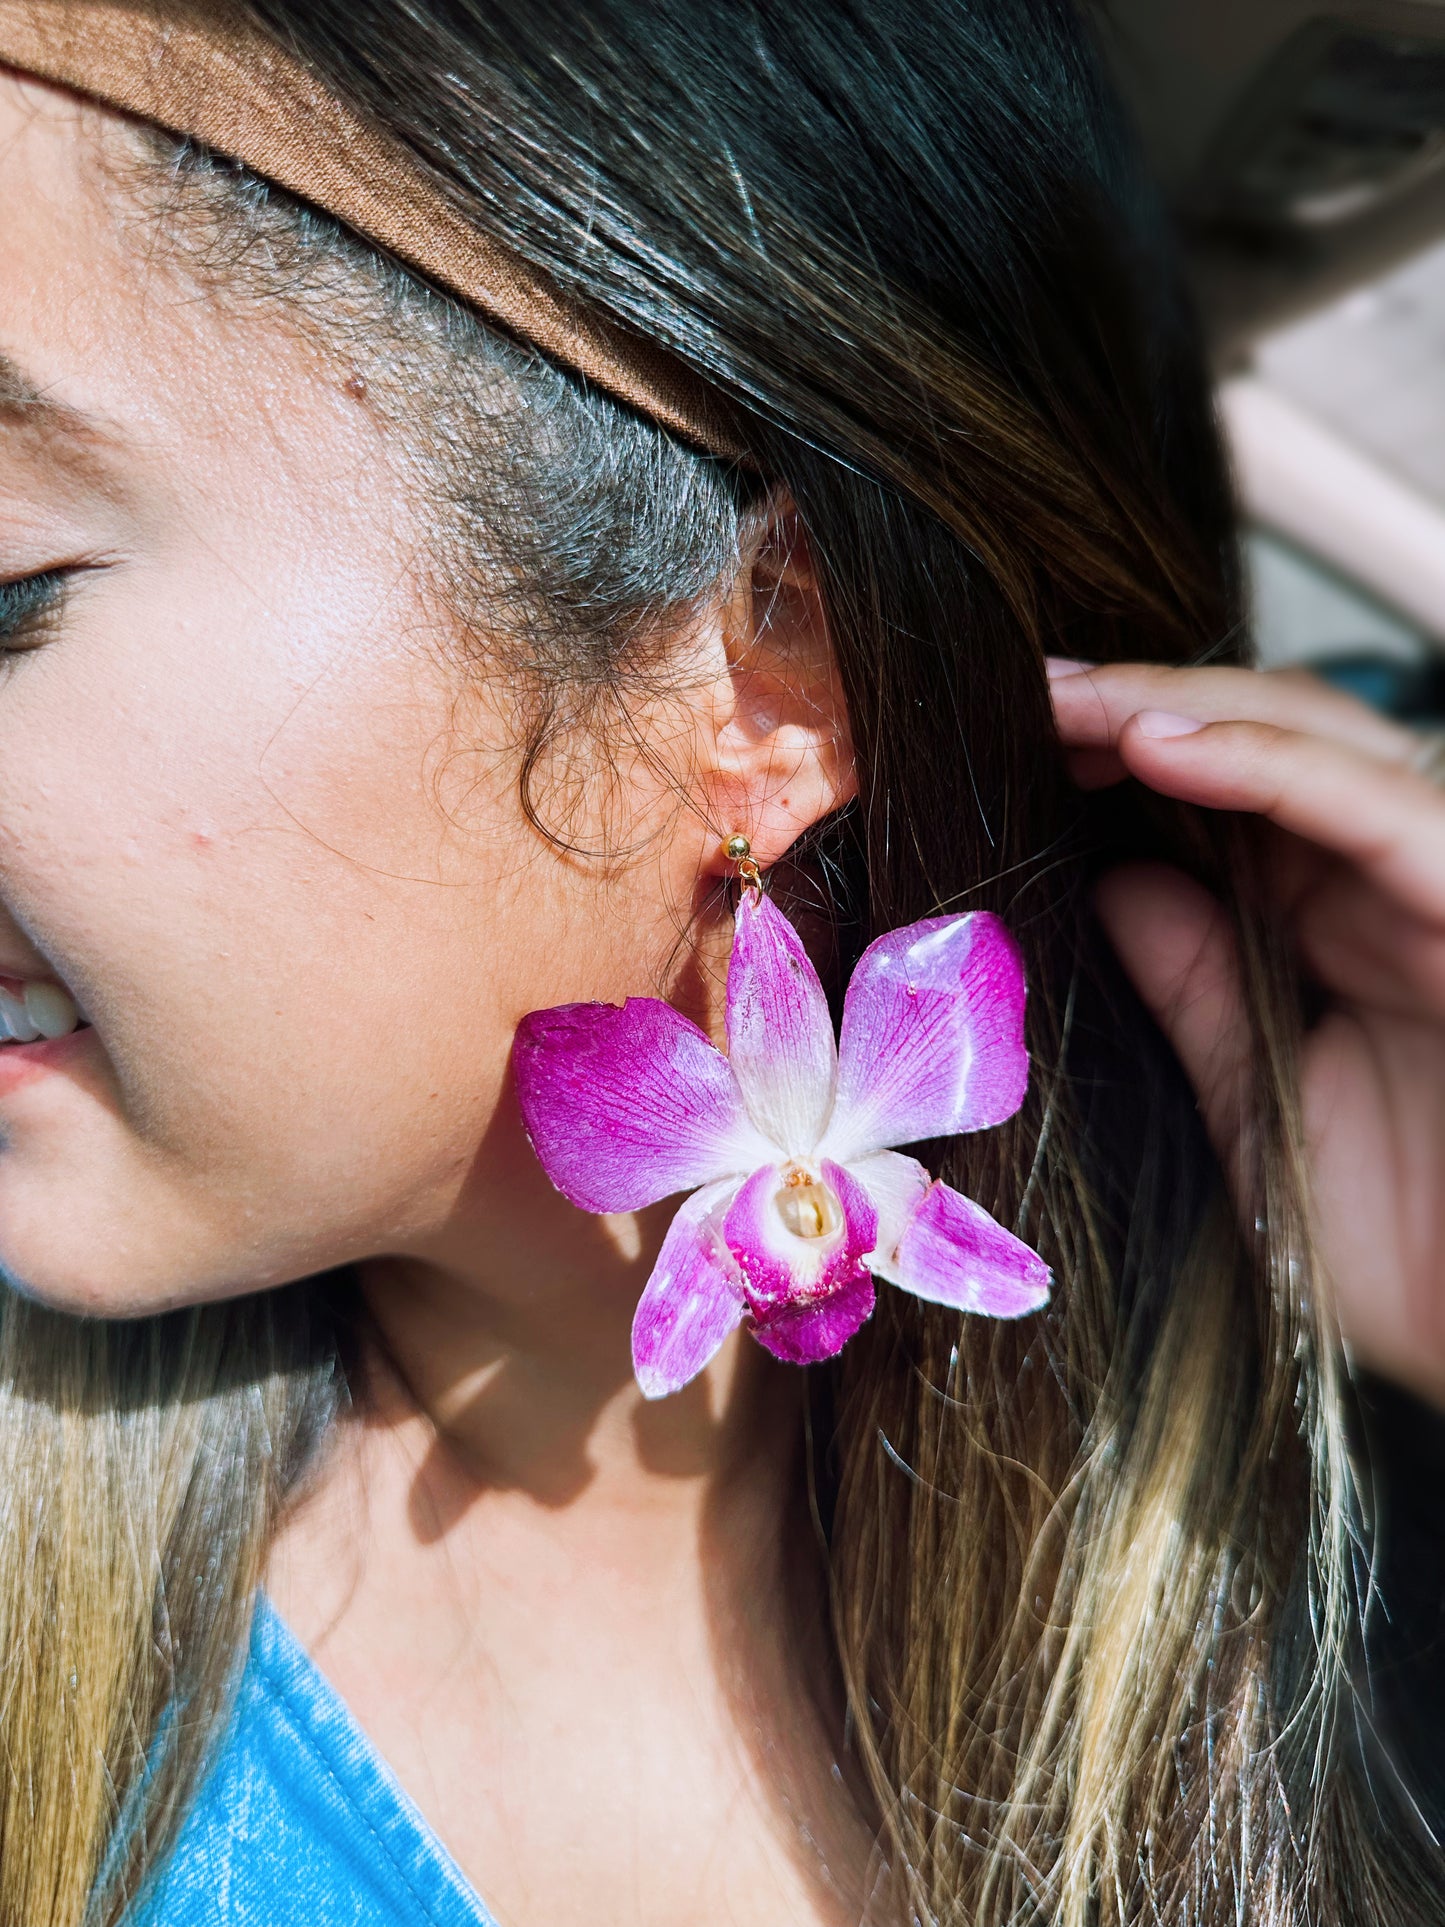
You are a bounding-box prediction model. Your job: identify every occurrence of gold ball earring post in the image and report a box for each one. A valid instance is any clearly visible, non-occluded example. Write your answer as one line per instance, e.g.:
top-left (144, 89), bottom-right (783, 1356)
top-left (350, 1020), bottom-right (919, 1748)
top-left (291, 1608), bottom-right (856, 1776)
top-left (722, 832), bottom-right (763, 895)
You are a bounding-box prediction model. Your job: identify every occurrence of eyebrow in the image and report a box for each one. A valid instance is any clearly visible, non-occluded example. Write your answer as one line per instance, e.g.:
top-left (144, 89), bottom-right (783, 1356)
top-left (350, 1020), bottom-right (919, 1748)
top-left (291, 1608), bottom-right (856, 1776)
top-left (0, 350), bottom-right (117, 445)
top-left (0, 349), bottom-right (127, 499)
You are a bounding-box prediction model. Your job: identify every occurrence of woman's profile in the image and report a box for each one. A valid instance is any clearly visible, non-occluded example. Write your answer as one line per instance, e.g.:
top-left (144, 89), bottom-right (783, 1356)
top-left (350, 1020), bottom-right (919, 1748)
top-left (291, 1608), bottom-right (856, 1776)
top-left (0, 3), bottom-right (1442, 1923)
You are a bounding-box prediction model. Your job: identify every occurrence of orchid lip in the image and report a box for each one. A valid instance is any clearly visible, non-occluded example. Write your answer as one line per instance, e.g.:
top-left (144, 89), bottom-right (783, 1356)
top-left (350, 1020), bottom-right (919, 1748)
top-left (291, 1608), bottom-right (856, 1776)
top-left (725, 1156), bottom-right (877, 1326)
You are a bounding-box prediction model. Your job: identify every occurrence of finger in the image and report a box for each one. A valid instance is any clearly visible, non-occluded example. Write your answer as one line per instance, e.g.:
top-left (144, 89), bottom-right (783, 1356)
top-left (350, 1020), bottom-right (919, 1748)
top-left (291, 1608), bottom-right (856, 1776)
top-left (1300, 1008), bottom-right (1445, 1407)
top-left (1047, 658), bottom-right (1417, 766)
top-left (1115, 714), bottom-right (1445, 927)
top-left (1292, 868), bottom-right (1445, 1020)
top-left (1062, 745), bottom-right (1128, 791)
top-left (1094, 863), bottom-right (1251, 1185)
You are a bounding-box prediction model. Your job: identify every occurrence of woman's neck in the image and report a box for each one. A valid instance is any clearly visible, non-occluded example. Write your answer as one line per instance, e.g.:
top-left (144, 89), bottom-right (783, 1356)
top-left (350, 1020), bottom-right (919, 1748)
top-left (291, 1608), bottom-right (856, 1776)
top-left (266, 1252), bottom-right (874, 1927)
top-left (355, 1247), bottom-right (794, 1508)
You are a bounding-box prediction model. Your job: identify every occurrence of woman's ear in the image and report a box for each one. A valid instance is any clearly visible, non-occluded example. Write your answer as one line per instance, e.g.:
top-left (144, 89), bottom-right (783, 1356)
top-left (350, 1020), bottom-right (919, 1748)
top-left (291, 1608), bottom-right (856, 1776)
top-left (699, 495), bottom-right (857, 875)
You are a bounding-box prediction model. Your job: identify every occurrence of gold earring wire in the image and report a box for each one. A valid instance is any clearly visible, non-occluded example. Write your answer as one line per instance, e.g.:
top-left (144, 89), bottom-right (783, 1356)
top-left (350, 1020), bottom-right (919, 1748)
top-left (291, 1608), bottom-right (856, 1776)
top-left (722, 832), bottom-right (763, 895)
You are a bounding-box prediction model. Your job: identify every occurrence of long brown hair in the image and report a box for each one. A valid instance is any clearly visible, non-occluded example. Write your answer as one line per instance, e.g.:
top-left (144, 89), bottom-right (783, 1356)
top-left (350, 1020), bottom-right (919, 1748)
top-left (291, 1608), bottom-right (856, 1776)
top-left (2, 2), bottom-right (1438, 1922)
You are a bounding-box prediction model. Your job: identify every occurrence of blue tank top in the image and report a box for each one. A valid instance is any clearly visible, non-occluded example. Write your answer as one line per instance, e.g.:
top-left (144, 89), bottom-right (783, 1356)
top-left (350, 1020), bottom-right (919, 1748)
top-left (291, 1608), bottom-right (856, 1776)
top-left (134, 1600), bottom-right (499, 1927)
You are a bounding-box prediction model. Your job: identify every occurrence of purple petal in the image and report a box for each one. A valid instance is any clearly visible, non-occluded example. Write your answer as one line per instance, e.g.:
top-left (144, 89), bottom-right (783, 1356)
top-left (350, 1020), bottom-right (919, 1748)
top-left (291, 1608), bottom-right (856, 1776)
top-left (513, 999), bottom-right (771, 1212)
top-left (724, 1157), bottom-right (877, 1317)
top-left (751, 1268), bottom-right (876, 1365)
top-left (872, 1178), bottom-right (1050, 1318)
top-left (820, 912), bottom-right (1029, 1163)
top-left (632, 1181), bottom-right (747, 1398)
top-left (725, 891), bottom-right (836, 1157)
top-left (848, 1150), bottom-right (931, 1265)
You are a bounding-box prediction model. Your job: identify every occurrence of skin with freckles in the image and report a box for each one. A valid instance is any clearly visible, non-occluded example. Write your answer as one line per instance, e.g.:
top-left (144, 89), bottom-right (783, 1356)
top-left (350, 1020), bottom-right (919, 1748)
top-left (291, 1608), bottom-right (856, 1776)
top-left (0, 74), bottom-right (866, 1927)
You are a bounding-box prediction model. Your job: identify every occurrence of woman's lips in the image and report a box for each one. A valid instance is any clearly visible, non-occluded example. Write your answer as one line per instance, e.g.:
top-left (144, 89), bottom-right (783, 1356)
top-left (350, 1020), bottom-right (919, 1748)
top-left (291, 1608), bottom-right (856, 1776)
top-left (0, 1023), bottom-right (96, 1092)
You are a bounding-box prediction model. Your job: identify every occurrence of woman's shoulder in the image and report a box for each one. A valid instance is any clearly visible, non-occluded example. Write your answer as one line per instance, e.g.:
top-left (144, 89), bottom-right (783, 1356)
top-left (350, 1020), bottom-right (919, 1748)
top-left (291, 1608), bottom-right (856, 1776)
top-left (132, 1601), bottom-right (497, 1927)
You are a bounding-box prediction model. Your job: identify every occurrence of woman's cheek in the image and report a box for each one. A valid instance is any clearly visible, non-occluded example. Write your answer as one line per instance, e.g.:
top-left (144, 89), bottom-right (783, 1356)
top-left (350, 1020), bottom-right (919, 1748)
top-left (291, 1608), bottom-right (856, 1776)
top-left (0, 580), bottom-right (523, 1311)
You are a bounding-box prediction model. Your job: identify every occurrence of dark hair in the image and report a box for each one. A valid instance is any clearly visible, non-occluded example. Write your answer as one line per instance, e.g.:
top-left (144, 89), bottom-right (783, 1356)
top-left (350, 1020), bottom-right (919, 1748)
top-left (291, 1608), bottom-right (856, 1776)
top-left (3, 3), bottom-right (1438, 1923)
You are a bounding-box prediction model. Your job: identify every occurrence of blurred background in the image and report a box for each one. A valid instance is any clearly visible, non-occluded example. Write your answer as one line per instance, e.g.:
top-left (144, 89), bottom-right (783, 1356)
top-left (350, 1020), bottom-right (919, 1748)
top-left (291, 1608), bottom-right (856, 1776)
top-left (1102, 0), bottom-right (1445, 719)
top-left (1103, 2), bottom-right (1445, 1815)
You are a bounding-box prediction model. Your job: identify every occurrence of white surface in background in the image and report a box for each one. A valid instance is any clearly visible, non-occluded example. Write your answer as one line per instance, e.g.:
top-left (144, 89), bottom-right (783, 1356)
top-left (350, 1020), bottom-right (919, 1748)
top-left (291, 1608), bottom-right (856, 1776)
top-left (1219, 376), bottom-right (1445, 643)
top-left (1252, 237), bottom-right (1445, 506)
top-left (1245, 529), bottom-right (1424, 667)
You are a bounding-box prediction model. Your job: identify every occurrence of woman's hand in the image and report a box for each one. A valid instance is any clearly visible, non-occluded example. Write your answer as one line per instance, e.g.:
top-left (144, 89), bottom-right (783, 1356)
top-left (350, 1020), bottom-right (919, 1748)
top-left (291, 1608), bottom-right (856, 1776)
top-left (1048, 658), bottom-right (1445, 1409)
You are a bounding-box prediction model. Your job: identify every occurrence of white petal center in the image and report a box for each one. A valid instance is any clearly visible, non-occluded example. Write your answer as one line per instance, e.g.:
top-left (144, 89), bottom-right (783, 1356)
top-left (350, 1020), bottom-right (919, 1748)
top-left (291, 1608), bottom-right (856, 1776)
top-left (773, 1167), bottom-right (842, 1243)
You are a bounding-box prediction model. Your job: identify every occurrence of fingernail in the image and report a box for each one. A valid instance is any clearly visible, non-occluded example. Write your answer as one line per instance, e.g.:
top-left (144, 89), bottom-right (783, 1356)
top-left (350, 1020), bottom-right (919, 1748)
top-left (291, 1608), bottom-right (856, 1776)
top-left (1045, 656), bottom-right (1096, 680)
top-left (1134, 709), bottom-right (1204, 740)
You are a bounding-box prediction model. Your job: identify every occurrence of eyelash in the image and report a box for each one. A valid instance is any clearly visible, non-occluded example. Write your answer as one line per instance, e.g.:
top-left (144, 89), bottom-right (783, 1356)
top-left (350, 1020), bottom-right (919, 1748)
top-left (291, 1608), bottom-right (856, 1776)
top-left (0, 569), bottom-right (70, 651)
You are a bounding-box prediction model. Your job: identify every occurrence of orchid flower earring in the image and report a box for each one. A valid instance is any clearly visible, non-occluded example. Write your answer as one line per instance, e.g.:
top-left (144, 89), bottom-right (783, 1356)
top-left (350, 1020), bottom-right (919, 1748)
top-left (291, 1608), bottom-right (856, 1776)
top-left (512, 838), bottom-right (1050, 1398)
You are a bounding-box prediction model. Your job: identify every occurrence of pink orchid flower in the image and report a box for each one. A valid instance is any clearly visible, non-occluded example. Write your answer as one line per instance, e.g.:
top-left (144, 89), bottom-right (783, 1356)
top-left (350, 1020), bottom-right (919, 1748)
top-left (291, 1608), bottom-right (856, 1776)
top-left (512, 893), bottom-right (1050, 1398)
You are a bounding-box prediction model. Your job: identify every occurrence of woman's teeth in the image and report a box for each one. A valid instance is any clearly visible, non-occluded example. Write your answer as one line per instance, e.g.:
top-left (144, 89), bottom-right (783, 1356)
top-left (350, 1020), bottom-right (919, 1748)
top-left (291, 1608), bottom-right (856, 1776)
top-left (0, 981), bottom-right (82, 1043)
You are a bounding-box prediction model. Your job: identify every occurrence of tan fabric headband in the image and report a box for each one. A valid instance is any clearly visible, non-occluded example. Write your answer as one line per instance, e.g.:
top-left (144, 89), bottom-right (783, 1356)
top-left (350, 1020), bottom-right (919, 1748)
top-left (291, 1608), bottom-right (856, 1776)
top-left (0, 0), bottom-right (737, 456)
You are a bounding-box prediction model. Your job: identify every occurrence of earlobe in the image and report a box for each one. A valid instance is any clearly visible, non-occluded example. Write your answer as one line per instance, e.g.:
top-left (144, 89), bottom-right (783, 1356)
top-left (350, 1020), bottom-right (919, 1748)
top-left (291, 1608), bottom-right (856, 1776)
top-left (704, 498), bottom-right (857, 876)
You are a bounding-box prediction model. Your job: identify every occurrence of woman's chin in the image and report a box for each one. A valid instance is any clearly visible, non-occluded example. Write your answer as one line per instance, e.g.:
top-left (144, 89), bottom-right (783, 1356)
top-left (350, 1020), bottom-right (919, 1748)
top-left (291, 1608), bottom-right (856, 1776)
top-left (0, 1180), bottom-right (260, 1321)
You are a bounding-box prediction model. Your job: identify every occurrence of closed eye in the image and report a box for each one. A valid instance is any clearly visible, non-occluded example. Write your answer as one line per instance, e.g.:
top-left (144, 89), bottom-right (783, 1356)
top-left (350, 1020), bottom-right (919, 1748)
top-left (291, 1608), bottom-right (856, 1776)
top-left (0, 569), bottom-right (72, 652)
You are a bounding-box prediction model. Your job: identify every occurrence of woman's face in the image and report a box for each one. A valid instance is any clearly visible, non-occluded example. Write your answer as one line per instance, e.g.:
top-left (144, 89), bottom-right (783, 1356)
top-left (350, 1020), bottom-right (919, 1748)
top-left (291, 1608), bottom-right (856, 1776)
top-left (0, 75), bottom-right (731, 1315)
